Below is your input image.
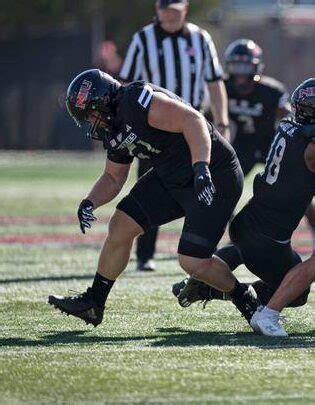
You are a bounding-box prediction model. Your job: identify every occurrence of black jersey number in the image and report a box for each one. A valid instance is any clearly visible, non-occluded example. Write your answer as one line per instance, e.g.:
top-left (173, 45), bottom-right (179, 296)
top-left (266, 136), bottom-right (286, 185)
top-left (238, 115), bottom-right (255, 134)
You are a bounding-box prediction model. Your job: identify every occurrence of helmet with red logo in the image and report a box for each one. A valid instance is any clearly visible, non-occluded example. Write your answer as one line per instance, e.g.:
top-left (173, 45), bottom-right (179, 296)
top-left (224, 38), bottom-right (264, 78)
top-left (66, 69), bottom-right (121, 141)
top-left (291, 78), bottom-right (315, 124)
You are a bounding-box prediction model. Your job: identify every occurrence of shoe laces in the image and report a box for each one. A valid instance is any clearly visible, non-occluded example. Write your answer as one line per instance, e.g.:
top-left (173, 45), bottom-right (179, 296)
top-left (198, 290), bottom-right (230, 309)
top-left (197, 285), bottom-right (227, 309)
top-left (269, 311), bottom-right (286, 324)
top-left (199, 299), bottom-right (210, 310)
top-left (200, 287), bottom-right (214, 309)
top-left (258, 306), bottom-right (286, 324)
top-left (68, 288), bottom-right (93, 300)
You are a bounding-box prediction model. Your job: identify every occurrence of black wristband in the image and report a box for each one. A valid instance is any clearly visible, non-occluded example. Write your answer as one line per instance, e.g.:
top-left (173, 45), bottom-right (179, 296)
top-left (80, 199), bottom-right (94, 208)
top-left (193, 161), bottom-right (209, 172)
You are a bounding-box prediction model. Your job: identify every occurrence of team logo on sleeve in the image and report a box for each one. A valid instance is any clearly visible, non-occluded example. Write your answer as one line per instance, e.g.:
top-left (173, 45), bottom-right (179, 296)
top-left (75, 80), bottom-right (92, 110)
top-left (137, 85), bottom-right (153, 108)
top-left (117, 132), bottom-right (138, 150)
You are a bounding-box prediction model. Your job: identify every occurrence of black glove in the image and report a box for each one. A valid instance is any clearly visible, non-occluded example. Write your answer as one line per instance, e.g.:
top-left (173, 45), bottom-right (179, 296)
top-left (193, 161), bottom-right (216, 206)
top-left (77, 199), bottom-right (97, 234)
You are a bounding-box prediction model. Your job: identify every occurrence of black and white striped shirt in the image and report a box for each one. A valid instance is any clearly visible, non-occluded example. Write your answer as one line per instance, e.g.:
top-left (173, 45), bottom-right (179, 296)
top-left (119, 22), bottom-right (223, 110)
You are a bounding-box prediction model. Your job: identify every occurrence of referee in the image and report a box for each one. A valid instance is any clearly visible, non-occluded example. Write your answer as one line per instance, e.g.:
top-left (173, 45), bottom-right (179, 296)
top-left (119, 0), bottom-right (230, 271)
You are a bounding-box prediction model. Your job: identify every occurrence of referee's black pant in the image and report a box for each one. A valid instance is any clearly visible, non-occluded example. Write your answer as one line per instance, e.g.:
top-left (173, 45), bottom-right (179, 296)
top-left (136, 159), bottom-right (158, 263)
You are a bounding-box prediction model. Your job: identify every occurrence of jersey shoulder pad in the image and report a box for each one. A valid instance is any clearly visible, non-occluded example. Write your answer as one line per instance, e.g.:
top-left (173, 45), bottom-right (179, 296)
top-left (259, 75), bottom-right (287, 95)
top-left (279, 118), bottom-right (302, 137)
top-left (284, 120), bottom-right (315, 142)
top-left (124, 81), bottom-right (153, 108)
top-left (121, 81), bottom-right (154, 124)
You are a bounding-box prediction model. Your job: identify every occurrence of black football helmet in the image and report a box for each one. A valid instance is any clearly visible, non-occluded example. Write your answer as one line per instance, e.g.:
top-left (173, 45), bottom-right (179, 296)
top-left (291, 78), bottom-right (315, 124)
top-left (66, 69), bottom-right (121, 141)
top-left (224, 38), bottom-right (264, 78)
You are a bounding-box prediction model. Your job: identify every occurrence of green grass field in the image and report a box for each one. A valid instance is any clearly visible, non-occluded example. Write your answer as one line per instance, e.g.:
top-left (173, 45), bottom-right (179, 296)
top-left (0, 151), bottom-right (314, 404)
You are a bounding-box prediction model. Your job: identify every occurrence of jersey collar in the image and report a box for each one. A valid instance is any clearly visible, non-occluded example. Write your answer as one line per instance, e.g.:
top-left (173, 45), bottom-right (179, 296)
top-left (155, 22), bottom-right (188, 38)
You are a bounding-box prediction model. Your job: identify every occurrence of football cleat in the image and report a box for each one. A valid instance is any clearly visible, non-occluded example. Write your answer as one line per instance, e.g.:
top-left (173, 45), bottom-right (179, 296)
top-left (250, 307), bottom-right (288, 337)
top-left (48, 288), bottom-right (104, 327)
top-left (232, 285), bottom-right (259, 323)
top-left (172, 277), bottom-right (213, 308)
top-left (172, 278), bottom-right (188, 298)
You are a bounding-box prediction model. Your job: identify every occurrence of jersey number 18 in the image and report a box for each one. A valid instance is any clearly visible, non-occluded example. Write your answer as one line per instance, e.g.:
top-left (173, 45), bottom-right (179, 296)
top-left (266, 136), bottom-right (287, 185)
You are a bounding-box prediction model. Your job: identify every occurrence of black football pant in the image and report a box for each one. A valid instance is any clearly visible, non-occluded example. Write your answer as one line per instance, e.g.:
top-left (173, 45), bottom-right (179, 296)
top-left (215, 204), bottom-right (310, 307)
top-left (136, 159), bottom-right (158, 263)
top-left (118, 160), bottom-right (243, 259)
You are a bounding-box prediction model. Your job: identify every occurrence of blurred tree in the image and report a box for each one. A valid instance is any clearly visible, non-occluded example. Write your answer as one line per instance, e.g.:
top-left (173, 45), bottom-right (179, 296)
top-left (0, 0), bottom-right (218, 45)
top-left (101, 0), bottom-right (218, 51)
top-left (0, 0), bottom-right (66, 26)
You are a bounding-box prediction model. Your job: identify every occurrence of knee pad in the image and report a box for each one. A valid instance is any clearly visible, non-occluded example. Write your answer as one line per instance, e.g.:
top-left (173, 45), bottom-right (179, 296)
top-left (214, 244), bottom-right (243, 271)
top-left (178, 233), bottom-right (216, 259)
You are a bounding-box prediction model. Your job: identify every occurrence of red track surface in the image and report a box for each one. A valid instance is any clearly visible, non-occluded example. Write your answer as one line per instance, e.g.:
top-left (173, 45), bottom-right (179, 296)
top-left (0, 215), bottom-right (313, 255)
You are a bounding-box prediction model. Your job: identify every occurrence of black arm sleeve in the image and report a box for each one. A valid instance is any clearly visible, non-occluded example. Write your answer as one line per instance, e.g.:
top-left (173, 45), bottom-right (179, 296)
top-left (107, 150), bottom-right (134, 165)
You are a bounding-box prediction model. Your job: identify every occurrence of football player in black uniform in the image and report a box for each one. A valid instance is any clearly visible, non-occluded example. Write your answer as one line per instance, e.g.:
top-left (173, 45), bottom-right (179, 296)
top-left (48, 69), bottom-right (254, 327)
top-left (224, 38), bottom-right (315, 243)
top-left (250, 79), bottom-right (315, 335)
top-left (224, 38), bottom-right (290, 176)
top-left (172, 78), bottom-right (315, 335)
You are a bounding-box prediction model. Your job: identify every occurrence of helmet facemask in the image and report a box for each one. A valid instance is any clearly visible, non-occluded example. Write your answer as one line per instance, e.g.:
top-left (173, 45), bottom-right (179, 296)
top-left (226, 58), bottom-right (263, 94)
top-left (226, 61), bottom-right (257, 77)
top-left (86, 103), bottom-right (115, 142)
top-left (293, 99), bottom-right (315, 124)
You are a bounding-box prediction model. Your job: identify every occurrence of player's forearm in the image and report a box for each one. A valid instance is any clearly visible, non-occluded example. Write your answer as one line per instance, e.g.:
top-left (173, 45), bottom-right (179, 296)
top-left (208, 81), bottom-right (229, 126)
top-left (86, 172), bottom-right (125, 209)
top-left (183, 112), bottom-right (212, 165)
top-left (208, 81), bottom-right (230, 142)
top-left (268, 258), bottom-right (315, 311)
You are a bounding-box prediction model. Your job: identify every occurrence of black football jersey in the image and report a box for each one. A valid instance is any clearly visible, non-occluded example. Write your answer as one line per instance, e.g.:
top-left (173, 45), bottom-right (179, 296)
top-left (225, 75), bottom-right (289, 160)
top-left (107, 81), bottom-right (237, 187)
top-left (250, 119), bottom-right (315, 240)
